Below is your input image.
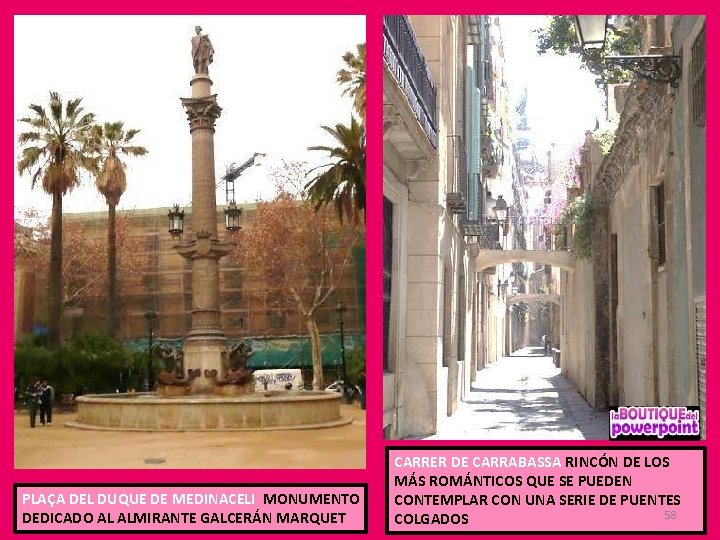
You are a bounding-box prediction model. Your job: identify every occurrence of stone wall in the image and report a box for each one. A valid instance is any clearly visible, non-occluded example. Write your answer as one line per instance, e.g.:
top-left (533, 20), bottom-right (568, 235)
top-left (559, 259), bottom-right (595, 405)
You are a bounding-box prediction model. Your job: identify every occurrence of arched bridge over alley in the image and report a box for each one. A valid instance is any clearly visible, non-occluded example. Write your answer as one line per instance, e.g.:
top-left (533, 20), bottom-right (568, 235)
top-left (506, 293), bottom-right (560, 306)
top-left (474, 249), bottom-right (576, 273)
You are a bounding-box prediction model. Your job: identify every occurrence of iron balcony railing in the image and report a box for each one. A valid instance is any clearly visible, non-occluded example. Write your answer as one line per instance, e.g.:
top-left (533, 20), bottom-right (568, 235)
top-left (383, 16), bottom-right (438, 148)
top-left (460, 221), bottom-right (501, 249)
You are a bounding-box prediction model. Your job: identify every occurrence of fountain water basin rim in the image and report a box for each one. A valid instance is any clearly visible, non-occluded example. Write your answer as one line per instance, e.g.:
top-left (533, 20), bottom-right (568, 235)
top-left (67, 390), bottom-right (351, 432)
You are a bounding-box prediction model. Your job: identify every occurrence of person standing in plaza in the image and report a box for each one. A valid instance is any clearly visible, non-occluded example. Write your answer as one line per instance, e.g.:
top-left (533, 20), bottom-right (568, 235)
top-left (26, 380), bottom-right (42, 428)
top-left (40, 379), bottom-right (54, 425)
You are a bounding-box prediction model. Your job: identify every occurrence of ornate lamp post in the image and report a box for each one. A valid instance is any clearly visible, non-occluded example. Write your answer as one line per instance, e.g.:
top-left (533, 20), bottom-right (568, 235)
top-left (168, 204), bottom-right (185, 237)
top-left (224, 202), bottom-right (242, 231)
top-left (493, 195), bottom-right (509, 238)
top-left (144, 308), bottom-right (158, 392)
top-left (493, 195), bottom-right (508, 222)
top-left (222, 152), bottom-right (265, 232)
top-left (574, 16), bottom-right (681, 86)
top-left (335, 301), bottom-right (349, 402)
top-left (574, 15), bottom-right (608, 49)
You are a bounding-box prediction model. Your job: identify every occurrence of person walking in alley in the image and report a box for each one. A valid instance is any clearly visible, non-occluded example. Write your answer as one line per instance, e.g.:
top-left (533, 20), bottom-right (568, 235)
top-left (40, 379), bottom-right (54, 426)
top-left (26, 380), bottom-right (42, 428)
top-left (542, 334), bottom-right (550, 356)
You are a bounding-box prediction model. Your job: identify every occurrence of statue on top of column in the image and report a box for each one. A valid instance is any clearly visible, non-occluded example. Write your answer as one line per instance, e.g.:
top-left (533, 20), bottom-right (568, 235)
top-left (191, 26), bottom-right (214, 75)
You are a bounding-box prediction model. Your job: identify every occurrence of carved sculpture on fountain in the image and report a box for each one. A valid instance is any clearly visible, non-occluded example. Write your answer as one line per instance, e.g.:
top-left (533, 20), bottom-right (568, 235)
top-left (206, 341), bottom-right (254, 387)
top-left (154, 344), bottom-right (185, 385)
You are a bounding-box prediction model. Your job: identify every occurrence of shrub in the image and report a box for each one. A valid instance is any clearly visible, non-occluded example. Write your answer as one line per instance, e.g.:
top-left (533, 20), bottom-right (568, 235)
top-left (555, 194), bottom-right (594, 260)
top-left (345, 346), bottom-right (366, 389)
top-left (14, 333), bottom-right (144, 397)
top-left (15, 337), bottom-right (57, 401)
top-left (593, 128), bottom-right (617, 155)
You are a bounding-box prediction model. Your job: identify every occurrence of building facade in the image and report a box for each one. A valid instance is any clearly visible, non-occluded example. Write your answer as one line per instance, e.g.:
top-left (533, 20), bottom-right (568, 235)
top-left (15, 205), bottom-right (365, 366)
top-left (383, 15), bottom-right (516, 438)
top-left (560, 16), bottom-right (705, 433)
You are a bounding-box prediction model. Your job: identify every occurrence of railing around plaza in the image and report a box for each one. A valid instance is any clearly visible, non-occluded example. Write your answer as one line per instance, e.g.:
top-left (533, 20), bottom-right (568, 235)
top-left (383, 15), bottom-right (438, 148)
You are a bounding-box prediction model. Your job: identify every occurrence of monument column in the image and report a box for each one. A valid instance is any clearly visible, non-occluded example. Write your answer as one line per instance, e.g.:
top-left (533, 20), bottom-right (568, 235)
top-left (177, 27), bottom-right (231, 393)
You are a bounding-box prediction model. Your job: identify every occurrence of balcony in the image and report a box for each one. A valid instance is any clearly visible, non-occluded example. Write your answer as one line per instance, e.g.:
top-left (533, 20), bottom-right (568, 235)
top-left (383, 16), bottom-right (438, 148)
top-left (446, 192), bottom-right (467, 214)
top-left (460, 220), bottom-right (501, 249)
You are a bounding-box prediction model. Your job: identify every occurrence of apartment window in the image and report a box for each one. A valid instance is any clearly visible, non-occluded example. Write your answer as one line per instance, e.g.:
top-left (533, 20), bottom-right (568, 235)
top-left (267, 311), bottom-right (286, 330)
top-left (142, 273), bottom-right (159, 293)
top-left (145, 234), bottom-right (159, 251)
top-left (691, 25), bottom-right (705, 127)
top-left (224, 269), bottom-right (243, 290)
top-left (222, 294), bottom-right (243, 309)
top-left (383, 197), bottom-right (393, 371)
top-left (654, 183), bottom-right (666, 266)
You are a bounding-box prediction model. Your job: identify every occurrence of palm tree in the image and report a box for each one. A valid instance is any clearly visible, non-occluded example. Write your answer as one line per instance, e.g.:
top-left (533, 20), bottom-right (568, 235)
top-left (17, 92), bottom-right (98, 346)
top-left (93, 121), bottom-right (147, 338)
top-left (305, 116), bottom-right (366, 224)
top-left (337, 43), bottom-right (366, 122)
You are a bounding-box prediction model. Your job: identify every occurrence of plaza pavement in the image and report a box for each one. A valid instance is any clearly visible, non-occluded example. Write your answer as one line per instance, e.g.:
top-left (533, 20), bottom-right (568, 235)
top-left (426, 348), bottom-right (609, 440)
top-left (14, 404), bottom-right (365, 469)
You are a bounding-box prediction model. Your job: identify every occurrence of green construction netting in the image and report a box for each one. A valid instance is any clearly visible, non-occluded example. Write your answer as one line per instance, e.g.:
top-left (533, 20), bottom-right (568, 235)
top-left (124, 334), bottom-right (364, 369)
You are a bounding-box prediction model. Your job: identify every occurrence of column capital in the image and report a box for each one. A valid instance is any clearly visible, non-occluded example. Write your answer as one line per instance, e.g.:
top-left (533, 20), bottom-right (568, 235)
top-left (180, 95), bottom-right (222, 131)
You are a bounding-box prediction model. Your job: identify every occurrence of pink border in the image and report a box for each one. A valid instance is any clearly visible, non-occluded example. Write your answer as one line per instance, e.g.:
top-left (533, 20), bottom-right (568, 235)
top-left (3, 1), bottom-right (718, 539)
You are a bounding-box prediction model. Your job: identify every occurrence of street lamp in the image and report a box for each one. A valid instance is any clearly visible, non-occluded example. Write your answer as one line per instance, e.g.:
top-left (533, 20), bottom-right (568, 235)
top-left (574, 16), bottom-right (681, 86)
top-left (144, 308), bottom-right (158, 392)
top-left (224, 201), bottom-right (243, 231)
top-left (222, 153), bottom-right (265, 232)
top-left (168, 205), bottom-right (185, 237)
top-left (335, 301), bottom-right (349, 402)
top-left (493, 195), bottom-right (508, 223)
top-left (493, 195), bottom-right (510, 238)
top-left (574, 15), bottom-right (608, 49)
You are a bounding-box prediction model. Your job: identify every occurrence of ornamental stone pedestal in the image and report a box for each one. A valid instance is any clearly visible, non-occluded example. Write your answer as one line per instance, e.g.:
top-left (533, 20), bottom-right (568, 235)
top-left (178, 71), bottom-right (233, 394)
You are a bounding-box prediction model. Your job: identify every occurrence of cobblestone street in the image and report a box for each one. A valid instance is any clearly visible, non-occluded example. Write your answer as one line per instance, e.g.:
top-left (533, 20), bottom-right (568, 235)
top-left (427, 349), bottom-right (609, 440)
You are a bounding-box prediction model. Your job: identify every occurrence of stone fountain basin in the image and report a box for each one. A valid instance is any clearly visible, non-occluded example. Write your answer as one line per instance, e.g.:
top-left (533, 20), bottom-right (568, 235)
top-left (67, 391), bottom-right (350, 431)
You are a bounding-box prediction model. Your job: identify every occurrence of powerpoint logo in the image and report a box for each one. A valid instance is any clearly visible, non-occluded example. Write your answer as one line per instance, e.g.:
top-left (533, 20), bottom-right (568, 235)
top-left (609, 406), bottom-right (701, 440)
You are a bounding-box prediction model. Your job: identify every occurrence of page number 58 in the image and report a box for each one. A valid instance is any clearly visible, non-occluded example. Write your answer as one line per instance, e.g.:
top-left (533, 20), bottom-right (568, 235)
top-left (664, 511), bottom-right (677, 520)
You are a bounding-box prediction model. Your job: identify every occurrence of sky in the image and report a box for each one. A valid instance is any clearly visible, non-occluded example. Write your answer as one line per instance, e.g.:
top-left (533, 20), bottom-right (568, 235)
top-left (14, 15), bottom-right (365, 219)
top-left (500, 15), bottom-right (606, 157)
top-left (498, 16), bottom-right (606, 215)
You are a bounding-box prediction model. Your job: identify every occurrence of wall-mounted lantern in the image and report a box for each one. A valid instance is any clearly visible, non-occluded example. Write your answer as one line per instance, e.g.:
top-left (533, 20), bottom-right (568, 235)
top-left (574, 16), bottom-right (681, 86)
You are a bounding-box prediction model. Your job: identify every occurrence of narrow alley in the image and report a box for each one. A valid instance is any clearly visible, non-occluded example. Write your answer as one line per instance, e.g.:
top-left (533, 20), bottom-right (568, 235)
top-left (426, 348), bottom-right (608, 441)
top-left (383, 15), bottom-right (705, 441)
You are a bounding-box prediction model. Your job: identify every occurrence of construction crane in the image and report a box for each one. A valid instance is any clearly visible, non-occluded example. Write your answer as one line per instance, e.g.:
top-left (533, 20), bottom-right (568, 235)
top-left (221, 152), bottom-right (266, 204)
